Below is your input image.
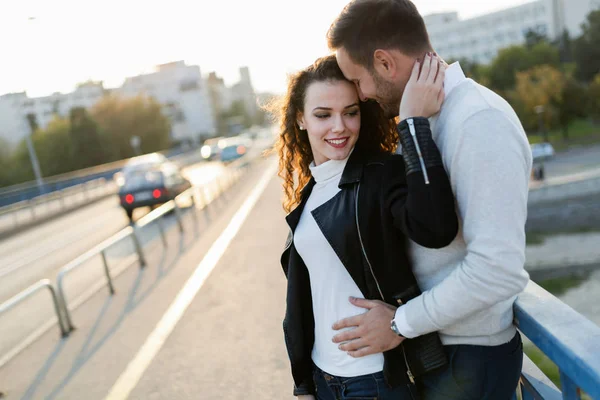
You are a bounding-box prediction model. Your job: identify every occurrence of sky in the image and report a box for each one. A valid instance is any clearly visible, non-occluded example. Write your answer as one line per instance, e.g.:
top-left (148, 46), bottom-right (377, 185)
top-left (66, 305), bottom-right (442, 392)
top-left (0, 0), bottom-right (534, 97)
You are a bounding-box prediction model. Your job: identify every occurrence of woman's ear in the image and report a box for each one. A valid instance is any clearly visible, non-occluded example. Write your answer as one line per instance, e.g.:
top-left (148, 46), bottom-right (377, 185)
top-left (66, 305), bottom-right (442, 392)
top-left (297, 114), bottom-right (306, 131)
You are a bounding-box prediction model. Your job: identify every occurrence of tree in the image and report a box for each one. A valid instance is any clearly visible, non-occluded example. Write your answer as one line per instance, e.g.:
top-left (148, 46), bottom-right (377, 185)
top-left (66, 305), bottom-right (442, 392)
top-left (558, 76), bottom-right (588, 139)
top-left (488, 43), bottom-right (560, 92)
top-left (573, 10), bottom-right (600, 82)
top-left (589, 73), bottom-right (600, 123)
top-left (32, 116), bottom-right (77, 176)
top-left (0, 138), bottom-right (13, 187)
top-left (91, 95), bottom-right (171, 160)
top-left (69, 107), bottom-right (107, 169)
top-left (514, 65), bottom-right (565, 134)
top-left (525, 29), bottom-right (548, 47)
top-left (219, 100), bottom-right (252, 134)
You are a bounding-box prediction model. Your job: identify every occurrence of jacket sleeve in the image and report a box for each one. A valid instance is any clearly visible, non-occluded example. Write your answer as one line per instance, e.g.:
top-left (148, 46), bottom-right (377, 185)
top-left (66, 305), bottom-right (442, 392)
top-left (385, 117), bottom-right (458, 248)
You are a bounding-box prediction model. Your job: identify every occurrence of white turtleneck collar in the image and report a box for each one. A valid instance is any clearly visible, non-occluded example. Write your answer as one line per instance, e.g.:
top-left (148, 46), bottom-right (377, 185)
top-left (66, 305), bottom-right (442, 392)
top-left (309, 155), bottom-right (349, 184)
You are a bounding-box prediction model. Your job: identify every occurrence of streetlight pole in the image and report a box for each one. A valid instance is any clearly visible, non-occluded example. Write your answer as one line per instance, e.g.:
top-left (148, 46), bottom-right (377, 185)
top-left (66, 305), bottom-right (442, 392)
top-left (25, 17), bottom-right (45, 190)
top-left (24, 119), bottom-right (44, 188)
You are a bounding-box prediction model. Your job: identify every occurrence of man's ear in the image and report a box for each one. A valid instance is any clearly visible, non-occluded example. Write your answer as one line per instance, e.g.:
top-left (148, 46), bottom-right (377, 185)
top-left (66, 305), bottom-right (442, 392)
top-left (373, 49), bottom-right (397, 80)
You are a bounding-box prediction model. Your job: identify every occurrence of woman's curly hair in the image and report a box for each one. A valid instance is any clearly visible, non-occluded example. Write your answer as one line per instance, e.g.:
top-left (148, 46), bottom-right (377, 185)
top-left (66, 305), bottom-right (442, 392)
top-left (267, 54), bottom-right (397, 213)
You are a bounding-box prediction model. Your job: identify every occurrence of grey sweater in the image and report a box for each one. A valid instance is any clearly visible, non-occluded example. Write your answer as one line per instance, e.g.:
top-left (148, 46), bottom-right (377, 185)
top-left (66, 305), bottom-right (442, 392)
top-left (394, 64), bottom-right (533, 346)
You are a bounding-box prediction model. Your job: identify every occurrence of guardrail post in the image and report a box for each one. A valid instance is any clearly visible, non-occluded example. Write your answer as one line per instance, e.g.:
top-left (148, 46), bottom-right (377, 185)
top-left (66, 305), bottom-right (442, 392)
top-left (29, 199), bottom-right (36, 221)
top-left (190, 192), bottom-right (199, 235)
top-left (173, 201), bottom-right (185, 234)
top-left (156, 218), bottom-right (168, 248)
top-left (0, 279), bottom-right (70, 338)
top-left (198, 186), bottom-right (211, 223)
top-left (131, 229), bottom-right (147, 268)
top-left (100, 250), bottom-right (115, 295)
top-left (57, 277), bottom-right (76, 333)
top-left (559, 371), bottom-right (581, 400)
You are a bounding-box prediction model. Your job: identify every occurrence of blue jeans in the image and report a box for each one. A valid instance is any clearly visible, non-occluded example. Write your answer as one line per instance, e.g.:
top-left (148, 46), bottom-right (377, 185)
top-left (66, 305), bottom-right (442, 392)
top-left (313, 365), bottom-right (417, 400)
top-left (418, 332), bottom-right (523, 400)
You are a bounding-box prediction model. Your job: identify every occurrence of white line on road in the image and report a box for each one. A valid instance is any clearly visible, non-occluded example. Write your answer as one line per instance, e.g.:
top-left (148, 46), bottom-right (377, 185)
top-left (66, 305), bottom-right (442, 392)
top-left (104, 159), bottom-right (278, 400)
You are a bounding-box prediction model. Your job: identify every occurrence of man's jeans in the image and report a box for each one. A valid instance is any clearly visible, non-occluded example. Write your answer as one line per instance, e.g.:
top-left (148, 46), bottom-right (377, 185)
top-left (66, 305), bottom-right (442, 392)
top-left (419, 332), bottom-right (523, 400)
top-left (313, 365), bottom-right (417, 400)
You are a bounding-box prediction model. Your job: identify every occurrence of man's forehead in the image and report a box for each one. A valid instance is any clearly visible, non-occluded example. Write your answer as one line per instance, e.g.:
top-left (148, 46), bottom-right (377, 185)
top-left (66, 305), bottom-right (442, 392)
top-left (335, 49), bottom-right (362, 79)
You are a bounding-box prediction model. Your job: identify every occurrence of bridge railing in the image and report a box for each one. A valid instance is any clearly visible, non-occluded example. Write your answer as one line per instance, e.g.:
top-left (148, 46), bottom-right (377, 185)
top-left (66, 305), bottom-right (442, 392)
top-left (515, 280), bottom-right (600, 399)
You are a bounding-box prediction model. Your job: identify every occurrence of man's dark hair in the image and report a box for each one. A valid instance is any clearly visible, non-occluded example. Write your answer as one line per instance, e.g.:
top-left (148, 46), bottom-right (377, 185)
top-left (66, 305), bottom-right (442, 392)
top-left (327, 0), bottom-right (432, 68)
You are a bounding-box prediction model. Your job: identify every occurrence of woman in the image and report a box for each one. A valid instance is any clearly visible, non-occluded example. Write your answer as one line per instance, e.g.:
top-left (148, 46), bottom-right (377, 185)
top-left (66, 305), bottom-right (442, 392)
top-left (273, 54), bottom-right (458, 399)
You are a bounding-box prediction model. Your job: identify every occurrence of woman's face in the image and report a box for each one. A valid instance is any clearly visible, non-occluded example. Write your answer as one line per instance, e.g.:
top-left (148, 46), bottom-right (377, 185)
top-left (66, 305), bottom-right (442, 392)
top-left (298, 80), bottom-right (361, 166)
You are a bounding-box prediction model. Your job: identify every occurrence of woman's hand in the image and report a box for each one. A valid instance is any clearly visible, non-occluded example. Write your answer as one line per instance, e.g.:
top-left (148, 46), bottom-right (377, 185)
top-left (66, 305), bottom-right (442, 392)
top-left (399, 53), bottom-right (447, 121)
top-left (298, 395), bottom-right (316, 400)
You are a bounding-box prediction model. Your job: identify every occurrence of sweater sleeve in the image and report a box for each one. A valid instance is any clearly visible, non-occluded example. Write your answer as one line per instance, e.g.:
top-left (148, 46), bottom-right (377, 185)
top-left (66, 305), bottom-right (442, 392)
top-left (394, 108), bottom-right (532, 337)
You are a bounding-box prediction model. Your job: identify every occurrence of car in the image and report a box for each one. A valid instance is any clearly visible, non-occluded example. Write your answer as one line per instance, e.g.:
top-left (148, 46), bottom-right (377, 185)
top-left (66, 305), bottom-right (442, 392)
top-left (200, 137), bottom-right (227, 160)
top-left (115, 153), bottom-right (192, 221)
top-left (531, 142), bottom-right (555, 162)
top-left (219, 137), bottom-right (252, 163)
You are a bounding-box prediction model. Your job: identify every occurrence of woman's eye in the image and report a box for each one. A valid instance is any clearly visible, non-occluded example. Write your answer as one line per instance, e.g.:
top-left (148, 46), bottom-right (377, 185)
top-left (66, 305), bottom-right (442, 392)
top-left (347, 111), bottom-right (359, 117)
top-left (315, 114), bottom-right (329, 119)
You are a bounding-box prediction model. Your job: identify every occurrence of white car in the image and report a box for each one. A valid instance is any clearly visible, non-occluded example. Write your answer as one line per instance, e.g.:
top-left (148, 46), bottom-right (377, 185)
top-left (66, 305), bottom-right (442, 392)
top-left (531, 142), bottom-right (555, 162)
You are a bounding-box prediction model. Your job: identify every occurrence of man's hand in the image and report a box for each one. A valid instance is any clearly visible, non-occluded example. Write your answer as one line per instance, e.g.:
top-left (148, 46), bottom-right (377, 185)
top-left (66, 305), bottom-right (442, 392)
top-left (297, 396), bottom-right (315, 400)
top-left (332, 297), bottom-right (404, 358)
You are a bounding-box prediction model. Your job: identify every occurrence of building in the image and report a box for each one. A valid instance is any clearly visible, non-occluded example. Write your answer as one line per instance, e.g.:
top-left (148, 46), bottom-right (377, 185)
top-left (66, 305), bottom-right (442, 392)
top-left (119, 61), bottom-right (216, 144)
top-left (425, 0), bottom-right (600, 64)
top-left (0, 62), bottom-right (258, 146)
top-left (0, 82), bottom-right (105, 147)
top-left (206, 67), bottom-right (259, 135)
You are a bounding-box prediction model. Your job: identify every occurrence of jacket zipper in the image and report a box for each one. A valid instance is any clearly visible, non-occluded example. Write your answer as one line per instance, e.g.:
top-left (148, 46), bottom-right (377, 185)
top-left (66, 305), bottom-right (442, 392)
top-left (354, 183), bottom-right (415, 384)
top-left (407, 118), bottom-right (430, 185)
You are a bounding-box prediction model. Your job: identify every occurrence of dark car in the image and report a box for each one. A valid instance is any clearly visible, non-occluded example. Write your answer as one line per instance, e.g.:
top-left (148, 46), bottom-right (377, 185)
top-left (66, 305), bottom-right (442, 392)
top-left (115, 153), bottom-right (192, 221)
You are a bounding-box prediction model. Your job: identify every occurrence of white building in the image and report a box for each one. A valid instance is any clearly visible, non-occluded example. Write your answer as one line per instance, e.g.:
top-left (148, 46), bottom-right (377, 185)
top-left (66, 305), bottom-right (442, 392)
top-left (119, 61), bottom-right (216, 143)
top-left (0, 83), bottom-right (105, 147)
top-left (1, 61), bottom-right (258, 146)
top-left (425, 0), bottom-right (600, 64)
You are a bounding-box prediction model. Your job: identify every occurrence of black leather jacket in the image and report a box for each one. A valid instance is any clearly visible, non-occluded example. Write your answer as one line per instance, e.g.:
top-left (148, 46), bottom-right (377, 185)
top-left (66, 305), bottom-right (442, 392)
top-left (280, 118), bottom-right (459, 396)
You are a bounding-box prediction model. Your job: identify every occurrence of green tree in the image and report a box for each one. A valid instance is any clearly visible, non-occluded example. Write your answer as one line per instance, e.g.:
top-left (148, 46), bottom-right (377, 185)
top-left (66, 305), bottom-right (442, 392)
top-left (91, 95), bottom-right (171, 160)
top-left (69, 107), bottom-right (106, 168)
top-left (488, 43), bottom-right (560, 92)
top-left (573, 10), bottom-right (600, 82)
top-left (557, 76), bottom-right (588, 139)
top-left (0, 138), bottom-right (13, 187)
top-left (524, 29), bottom-right (548, 47)
top-left (219, 100), bottom-right (252, 133)
top-left (32, 116), bottom-right (77, 176)
top-left (589, 73), bottom-right (600, 123)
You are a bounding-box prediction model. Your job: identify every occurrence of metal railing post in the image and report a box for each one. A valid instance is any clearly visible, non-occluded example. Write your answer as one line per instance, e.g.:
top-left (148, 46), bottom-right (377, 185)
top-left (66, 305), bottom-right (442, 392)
top-left (156, 218), bottom-right (168, 248)
top-left (131, 229), bottom-right (147, 267)
top-left (100, 250), bottom-right (115, 295)
top-left (173, 201), bottom-right (185, 234)
top-left (0, 279), bottom-right (69, 338)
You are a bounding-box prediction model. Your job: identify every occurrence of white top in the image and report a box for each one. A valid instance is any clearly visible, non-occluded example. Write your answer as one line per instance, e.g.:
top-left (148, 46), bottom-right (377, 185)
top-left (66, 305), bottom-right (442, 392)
top-left (294, 156), bottom-right (384, 377)
top-left (393, 62), bottom-right (533, 346)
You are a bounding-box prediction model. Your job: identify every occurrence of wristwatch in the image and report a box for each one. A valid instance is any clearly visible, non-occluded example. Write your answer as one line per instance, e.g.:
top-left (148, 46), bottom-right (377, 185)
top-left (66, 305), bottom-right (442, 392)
top-left (391, 318), bottom-right (405, 338)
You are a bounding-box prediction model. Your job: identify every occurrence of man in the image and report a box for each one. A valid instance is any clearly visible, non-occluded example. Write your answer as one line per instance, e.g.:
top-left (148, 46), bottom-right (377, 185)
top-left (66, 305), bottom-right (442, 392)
top-left (328, 0), bottom-right (532, 398)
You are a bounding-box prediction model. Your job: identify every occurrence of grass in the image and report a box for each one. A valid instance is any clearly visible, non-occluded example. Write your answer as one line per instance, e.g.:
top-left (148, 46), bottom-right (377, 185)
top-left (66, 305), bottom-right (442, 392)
top-left (528, 119), bottom-right (600, 151)
top-left (526, 227), bottom-right (600, 246)
top-left (536, 273), bottom-right (590, 296)
top-left (523, 344), bottom-right (593, 399)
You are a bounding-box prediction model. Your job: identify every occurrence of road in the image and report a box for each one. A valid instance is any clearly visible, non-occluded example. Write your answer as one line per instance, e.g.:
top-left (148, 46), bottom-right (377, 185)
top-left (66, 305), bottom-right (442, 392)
top-left (538, 143), bottom-right (600, 180)
top-left (0, 156), bottom-right (293, 399)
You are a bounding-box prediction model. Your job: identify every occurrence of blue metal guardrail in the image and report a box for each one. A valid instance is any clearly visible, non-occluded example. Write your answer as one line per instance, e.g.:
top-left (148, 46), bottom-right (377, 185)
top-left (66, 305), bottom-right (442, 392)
top-left (0, 147), bottom-right (193, 208)
top-left (515, 280), bottom-right (600, 399)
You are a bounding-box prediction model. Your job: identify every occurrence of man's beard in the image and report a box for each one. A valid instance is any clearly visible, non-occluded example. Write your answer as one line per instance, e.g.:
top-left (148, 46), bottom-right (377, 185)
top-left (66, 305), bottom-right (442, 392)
top-left (372, 72), bottom-right (402, 119)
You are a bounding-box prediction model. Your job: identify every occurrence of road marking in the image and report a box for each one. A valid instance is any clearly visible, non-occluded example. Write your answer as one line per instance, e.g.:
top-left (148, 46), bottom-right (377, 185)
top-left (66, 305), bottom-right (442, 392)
top-left (104, 160), bottom-right (277, 400)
